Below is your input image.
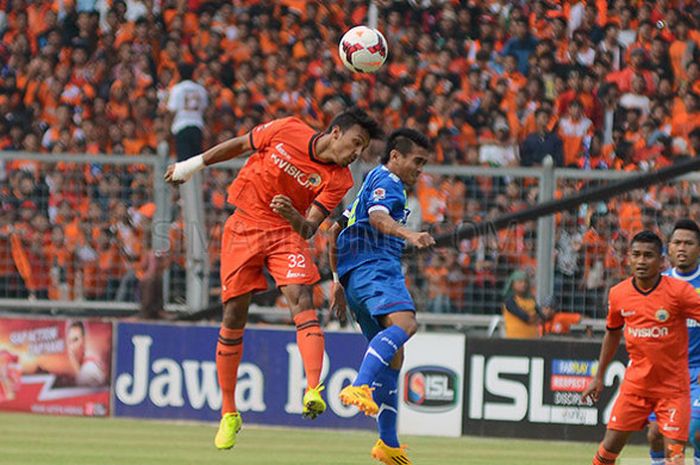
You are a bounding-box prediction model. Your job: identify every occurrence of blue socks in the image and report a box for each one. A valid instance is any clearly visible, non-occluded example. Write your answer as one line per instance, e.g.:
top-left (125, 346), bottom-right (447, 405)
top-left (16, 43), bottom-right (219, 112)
top-left (354, 326), bottom-right (409, 386)
top-left (691, 418), bottom-right (700, 463)
top-left (353, 326), bottom-right (409, 450)
top-left (372, 367), bottom-right (400, 448)
top-left (649, 449), bottom-right (664, 465)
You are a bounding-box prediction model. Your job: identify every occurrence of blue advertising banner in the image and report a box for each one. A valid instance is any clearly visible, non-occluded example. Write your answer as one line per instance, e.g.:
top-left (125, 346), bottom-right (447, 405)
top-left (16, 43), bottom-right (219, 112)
top-left (113, 322), bottom-right (374, 429)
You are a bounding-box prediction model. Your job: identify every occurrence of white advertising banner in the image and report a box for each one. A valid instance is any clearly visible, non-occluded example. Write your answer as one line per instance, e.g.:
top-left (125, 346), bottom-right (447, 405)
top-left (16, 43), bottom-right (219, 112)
top-left (397, 333), bottom-right (465, 437)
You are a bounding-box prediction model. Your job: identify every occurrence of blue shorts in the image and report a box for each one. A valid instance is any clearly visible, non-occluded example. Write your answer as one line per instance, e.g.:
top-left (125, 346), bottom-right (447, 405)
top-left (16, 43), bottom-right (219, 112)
top-left (649, 366), bottom-right (700, 423)
top-left (342, 260), bottom-right (415, 341)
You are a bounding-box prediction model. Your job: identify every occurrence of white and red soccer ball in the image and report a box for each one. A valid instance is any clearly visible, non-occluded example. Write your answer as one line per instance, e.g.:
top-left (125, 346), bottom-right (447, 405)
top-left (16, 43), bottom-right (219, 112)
top-left (338, 26), bottom-right (388, 74)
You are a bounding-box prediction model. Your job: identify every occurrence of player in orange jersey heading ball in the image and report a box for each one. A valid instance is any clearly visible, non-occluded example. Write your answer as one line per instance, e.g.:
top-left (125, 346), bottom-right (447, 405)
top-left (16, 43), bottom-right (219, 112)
top-left (165, 108), bottom-right (382, 450)
top-left (583, 230), bottom-right (700, 465)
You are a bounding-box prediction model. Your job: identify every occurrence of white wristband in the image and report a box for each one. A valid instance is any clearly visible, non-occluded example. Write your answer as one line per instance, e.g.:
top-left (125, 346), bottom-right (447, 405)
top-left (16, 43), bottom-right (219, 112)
top-left (332, 272), bottom-right (340, 283)
top-left (172, 154), bottom-right (205, 182)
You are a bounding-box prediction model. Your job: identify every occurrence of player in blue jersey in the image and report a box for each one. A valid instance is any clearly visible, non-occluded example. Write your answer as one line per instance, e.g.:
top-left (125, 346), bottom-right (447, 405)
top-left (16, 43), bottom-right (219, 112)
top-left (647, 219), bottom-right (700, 465)
top-left (328, 128), bottom-right (434, 465)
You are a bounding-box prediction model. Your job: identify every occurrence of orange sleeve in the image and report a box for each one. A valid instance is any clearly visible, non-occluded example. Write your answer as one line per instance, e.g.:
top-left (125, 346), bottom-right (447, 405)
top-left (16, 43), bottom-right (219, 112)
top-left (313, 171), bottom-right (354, 215)
top-left (606, 285), bottom-right (624, 330)
top-left (249, 117), bottom-right (292, 151)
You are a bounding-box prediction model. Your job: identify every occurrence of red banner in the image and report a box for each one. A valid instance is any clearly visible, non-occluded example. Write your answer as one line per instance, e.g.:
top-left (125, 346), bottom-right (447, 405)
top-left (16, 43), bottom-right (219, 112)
top-left (0, 317), bottom-right (112, 416)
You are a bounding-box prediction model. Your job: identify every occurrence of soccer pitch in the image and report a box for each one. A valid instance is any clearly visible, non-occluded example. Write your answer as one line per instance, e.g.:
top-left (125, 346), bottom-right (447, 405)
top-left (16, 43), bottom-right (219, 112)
top-left (0, 412), bottom-right (654, 465)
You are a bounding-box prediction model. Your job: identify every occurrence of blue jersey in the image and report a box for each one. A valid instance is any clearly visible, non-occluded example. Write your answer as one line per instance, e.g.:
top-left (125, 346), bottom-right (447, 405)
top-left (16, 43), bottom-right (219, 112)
top-left (336, 165), bottom-right (409, 278)
top-left (665, 266), bottom-right (700, 368)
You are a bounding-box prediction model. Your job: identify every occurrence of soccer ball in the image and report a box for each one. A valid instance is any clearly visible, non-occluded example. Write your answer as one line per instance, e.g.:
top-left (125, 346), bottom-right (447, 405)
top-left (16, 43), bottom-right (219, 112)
top-left (338, 26), bottom-right (388, 73)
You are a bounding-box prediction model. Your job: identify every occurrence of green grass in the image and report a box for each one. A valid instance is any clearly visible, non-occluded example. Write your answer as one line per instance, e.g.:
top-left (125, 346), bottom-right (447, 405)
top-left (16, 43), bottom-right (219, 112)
top-left (0, 412), bottom-right (655, 465)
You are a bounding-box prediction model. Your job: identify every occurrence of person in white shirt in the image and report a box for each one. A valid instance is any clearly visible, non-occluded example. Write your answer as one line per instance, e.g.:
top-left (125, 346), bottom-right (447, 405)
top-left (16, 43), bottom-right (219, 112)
top-left (620, 74), bottom-right (651, 116)
top-left (478, 118), bottom-right (519, 167)
top-left (617, 6), bottom-right (637, 48)
top-left (167, 64), bottom-right (209, 161)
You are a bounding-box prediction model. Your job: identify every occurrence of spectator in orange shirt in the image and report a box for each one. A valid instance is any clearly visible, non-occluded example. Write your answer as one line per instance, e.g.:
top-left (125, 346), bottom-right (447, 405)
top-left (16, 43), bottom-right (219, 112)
top-left (608, 48), bottom-right (656, 94)
top-left (45, 225), bottom-right (75, 300)
top-left (559, 99), bottom-right (594, 167)
top-left (605, 231), bottom-right (628, 287)
top-left (669, 18), bottom-right (694, 84)
top-left (41, 104), bottom-right (84, 151)
top-left (671, 91), bottom-right (700, 140)
top-left (556, 69), bottom-right (584, 117)
top-left (622, 107), bottom-right (643, 147)
top-left (425, 251), bottom-right (453, 314)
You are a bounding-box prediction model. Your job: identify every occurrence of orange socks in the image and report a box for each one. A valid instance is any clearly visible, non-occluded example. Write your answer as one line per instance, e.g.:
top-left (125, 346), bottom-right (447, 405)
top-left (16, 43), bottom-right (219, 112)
top-left (666, 443), bottom-right (685, 465)
top-left (293, 309), bottom-right (325, 388)
top-left (216, 327), bottom-right (244, 415)
top-left (593, 444), bottom-right (618, 465)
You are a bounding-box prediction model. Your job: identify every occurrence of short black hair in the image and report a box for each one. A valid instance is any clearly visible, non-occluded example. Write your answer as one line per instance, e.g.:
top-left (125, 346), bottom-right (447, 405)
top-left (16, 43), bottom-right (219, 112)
top-left (535, 107), bottom-right (551, 118)
top-left (604, 22), bottom-right (619, 33)
top-left (671, 219), bottom-right (700, 243)
top-left (178, 63), bottom-right (195, 80)
top-left (326, 106), bottom-right (382, 141)
top-left (381, 128), bottom-right (431, 164)
top-left (631, 230), bottom-right (663, 254)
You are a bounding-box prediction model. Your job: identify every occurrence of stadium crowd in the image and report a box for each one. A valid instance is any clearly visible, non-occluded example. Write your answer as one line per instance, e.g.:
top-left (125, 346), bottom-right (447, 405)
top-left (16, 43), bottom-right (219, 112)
top-left (0, 0), bottom-right (699, 321)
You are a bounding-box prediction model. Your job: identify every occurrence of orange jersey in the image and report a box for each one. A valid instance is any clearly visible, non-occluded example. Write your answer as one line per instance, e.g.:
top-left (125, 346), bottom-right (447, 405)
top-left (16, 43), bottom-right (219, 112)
top-left (227, 117), bottom-right (353, 228)
top-left (607, 276), bottom-right (700, 397)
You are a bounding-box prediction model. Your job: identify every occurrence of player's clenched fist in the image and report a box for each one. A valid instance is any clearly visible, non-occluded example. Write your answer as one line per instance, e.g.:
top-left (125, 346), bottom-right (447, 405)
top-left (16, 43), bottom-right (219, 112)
top-left (270, 195), bottom-right (298, 220)
top-left (581, 377), bottom-right (603, 404)
top-left (164, 164), bottom-right (184, 185)
top-left (406, 231), bottom-right (435, 249)
top-left (164, 154), bottom-right (205, 185)
top-left (330, 282), bottom-right (348, 324)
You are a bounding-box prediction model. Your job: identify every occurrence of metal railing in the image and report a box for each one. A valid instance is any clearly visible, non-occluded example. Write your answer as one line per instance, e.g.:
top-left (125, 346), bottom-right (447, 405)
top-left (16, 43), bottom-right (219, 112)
top-left (3, 150), bottom-right (697, 326)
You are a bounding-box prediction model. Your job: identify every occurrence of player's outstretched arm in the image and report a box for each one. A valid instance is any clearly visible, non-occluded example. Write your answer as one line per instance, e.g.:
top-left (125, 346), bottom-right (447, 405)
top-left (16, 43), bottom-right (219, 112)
top-left (164, 134), bottom-right (252, 184)
top-left (270, 195), bottom-right (326, 240)
top-left (368, 210), bottom-right (435, 249)
top-left (328, 220), bottom-right (347, 323)
top-left (582, 328), bottom-right (622, 403)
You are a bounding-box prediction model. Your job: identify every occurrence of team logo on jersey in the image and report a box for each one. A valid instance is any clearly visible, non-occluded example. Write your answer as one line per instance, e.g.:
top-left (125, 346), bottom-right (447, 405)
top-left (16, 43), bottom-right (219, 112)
top-left (270, 153), bottom-right (322, 190)
top-left (372, 188), bottom-right (386, 201)
top-left (628, 326), bottom-right (669, 338)
top-left (656, 309), bottom-right (670, 322)
top-left (307, 173), bottom-right (322, 187)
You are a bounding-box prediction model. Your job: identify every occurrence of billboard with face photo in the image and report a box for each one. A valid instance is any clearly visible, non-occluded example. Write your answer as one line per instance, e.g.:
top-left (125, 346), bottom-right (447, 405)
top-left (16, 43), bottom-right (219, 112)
top-left (0, 317), bottom-right (113, 416)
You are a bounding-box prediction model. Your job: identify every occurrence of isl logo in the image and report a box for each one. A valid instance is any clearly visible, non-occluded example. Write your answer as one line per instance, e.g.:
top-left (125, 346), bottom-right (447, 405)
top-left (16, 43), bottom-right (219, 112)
top-left (403, 366), bottom-right (458, 412)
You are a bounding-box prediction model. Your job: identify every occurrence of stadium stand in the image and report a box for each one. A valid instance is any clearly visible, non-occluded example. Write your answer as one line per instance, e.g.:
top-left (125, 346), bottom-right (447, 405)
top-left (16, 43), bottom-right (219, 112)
top-left (0, 0), bottom-right (699, 323)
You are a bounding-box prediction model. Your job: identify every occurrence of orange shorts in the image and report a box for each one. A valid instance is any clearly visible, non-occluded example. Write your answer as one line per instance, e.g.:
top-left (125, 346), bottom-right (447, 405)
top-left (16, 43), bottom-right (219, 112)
top-left (220, 213), bottom-right (320, 302)
top-left (608, 391), bottom-right (690, 441)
